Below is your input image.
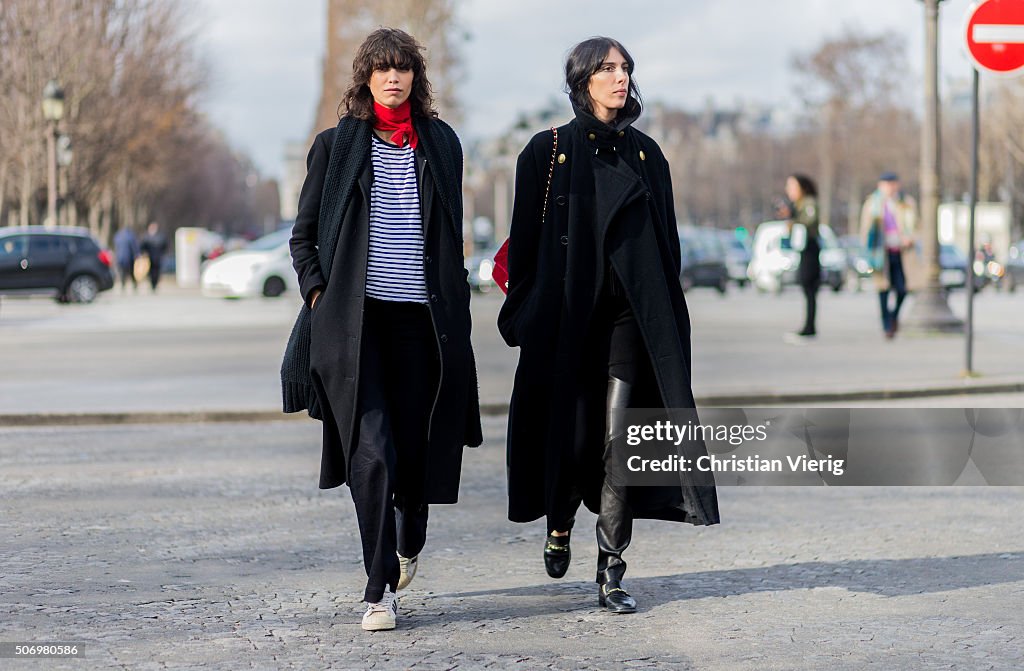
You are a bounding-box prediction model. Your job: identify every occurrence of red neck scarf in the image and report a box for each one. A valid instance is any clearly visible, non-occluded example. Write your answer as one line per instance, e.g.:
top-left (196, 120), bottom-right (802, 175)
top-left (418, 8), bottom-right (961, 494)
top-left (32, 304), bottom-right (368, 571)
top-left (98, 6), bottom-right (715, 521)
top-left (373, 100), bottom-right (418, 149)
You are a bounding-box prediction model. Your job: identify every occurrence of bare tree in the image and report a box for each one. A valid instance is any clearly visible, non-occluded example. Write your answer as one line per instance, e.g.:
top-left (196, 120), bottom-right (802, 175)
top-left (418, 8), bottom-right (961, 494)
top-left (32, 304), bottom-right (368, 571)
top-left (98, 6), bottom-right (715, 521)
top-left (0, 0), bottom-right (272, 245)
top-left (791, 27), bottom-right (919, 235)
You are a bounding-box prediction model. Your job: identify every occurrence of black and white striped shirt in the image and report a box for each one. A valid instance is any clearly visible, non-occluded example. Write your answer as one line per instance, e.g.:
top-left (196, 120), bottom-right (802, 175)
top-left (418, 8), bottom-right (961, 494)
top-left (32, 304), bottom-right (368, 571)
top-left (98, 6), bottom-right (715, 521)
top-left (365, 134), bottom-right (428, 303)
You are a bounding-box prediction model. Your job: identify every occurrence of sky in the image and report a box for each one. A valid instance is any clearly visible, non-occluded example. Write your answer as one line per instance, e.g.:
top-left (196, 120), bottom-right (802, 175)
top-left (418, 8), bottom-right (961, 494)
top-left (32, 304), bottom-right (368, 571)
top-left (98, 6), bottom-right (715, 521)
top-left (197, 0), bottom-right (986, 181)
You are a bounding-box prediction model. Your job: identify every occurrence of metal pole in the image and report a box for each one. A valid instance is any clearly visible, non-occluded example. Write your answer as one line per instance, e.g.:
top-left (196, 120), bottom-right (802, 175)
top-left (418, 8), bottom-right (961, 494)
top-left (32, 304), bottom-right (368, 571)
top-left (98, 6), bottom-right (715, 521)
top-left (965, 68), bottom-right (980, 375)
top-left (906, 0), bottom-right (963, 332)
top-left (46, 121), bottom-right (58, 228)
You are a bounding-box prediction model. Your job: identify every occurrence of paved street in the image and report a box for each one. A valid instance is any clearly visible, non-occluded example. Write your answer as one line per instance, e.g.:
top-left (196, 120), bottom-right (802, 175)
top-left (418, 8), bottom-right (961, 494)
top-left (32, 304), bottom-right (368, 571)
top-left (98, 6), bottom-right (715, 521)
top-left (2, 284), bottom-right (1024, 416)
top-left (2, 417), bottom-right (1023, 670)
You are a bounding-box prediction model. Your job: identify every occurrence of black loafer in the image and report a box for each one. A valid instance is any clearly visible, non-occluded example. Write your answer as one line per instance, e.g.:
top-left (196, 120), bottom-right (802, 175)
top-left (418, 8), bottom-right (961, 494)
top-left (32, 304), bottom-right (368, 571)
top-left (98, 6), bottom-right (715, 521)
top-left (598, 582), bottom-right (637, 614)
top-left (543, 532), bottom-right (571, 579)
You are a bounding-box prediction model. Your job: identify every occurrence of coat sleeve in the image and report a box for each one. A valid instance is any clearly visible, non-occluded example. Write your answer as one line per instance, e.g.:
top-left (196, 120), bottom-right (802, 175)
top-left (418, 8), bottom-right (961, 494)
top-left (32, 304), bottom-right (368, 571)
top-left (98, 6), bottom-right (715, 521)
top-left (860, 196), bottom-right (875, 246)
top-left (496, 138), bottom-right (546, 347)
top-left (290, 132), bottom-right (330, 309)
top-left (661, 155), bottom-right (682, 277)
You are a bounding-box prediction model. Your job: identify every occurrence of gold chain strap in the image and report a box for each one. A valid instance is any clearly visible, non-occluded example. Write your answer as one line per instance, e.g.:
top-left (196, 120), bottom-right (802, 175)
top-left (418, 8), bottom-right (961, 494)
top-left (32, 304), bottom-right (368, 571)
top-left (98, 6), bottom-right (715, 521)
top-left (541, 127), bottom-right (558, 224)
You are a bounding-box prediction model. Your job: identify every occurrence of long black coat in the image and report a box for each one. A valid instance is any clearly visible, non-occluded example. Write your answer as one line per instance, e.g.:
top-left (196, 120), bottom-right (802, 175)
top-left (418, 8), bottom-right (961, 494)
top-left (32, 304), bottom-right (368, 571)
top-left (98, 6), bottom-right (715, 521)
top-left (497, 112), bottom-right (720, 527)
top-left (283, 116), bottom-right (483, 502)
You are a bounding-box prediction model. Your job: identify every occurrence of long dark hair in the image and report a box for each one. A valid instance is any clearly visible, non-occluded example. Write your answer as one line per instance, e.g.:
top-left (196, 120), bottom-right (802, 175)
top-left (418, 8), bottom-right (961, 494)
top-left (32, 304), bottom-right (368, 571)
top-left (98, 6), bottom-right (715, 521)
top-left (564, 37), bottom-right (642, 116)
top-left (340, 28), bottom-right (437, 121)
top-left (789, 173), bottom-right (818, 199)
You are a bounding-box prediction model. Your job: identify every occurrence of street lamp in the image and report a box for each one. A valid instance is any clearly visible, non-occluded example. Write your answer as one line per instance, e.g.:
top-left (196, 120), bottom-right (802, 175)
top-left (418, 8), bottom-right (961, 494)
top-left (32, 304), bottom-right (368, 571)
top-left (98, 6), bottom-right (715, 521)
top-left (42, 79), bottom-right (65, 229)
top-left (905, 0), bottom-right (963, 332)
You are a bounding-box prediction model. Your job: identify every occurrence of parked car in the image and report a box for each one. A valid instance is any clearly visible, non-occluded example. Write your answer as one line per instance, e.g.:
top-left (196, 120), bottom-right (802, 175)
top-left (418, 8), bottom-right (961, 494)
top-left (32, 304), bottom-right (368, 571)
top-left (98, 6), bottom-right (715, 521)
top-left (1004, 240), bottom-right (1024, 292)
top-left (0, 226), bottom-right (114, 303)
top-left (839, 234), bottom-right (874, 292)
top-left (465, 246), bottom-right (499, 293)
top-left (678, 226), bottom-right (729, 294)
top-left (939, 243), bottom-right (970, 292)
top-left (718, 229), bottom-right (752, 288)
top-left (200, 228), bottom-right (295, 298)
top-left (747, 220), bottom-right (844, 293)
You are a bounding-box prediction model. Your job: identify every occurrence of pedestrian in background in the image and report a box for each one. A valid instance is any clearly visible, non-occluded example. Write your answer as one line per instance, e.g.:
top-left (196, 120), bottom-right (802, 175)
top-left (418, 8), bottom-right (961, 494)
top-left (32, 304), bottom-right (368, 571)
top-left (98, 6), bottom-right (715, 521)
top-left (498, 36), bottom-right (720, 615)
top-left (281, 28), bottom-right (482, 632)
top-left (860, 172), bottom-right (923, 339)
top-left (139, 222), bottom-right (167, 292)
top-left (781, 174), bottom-right (821, 339)
top-left (113, 225), bottom-right (140, 292)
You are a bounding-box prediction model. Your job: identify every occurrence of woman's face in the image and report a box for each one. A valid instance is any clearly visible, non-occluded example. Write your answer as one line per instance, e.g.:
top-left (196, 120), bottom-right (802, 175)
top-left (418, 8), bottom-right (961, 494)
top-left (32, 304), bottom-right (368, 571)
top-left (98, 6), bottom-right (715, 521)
top-left (587, 47), bottom-right (630, 121)
top-left (785, 177), bottom-right (803, 202)
top-left (369, 66), bottom-right (414, 109)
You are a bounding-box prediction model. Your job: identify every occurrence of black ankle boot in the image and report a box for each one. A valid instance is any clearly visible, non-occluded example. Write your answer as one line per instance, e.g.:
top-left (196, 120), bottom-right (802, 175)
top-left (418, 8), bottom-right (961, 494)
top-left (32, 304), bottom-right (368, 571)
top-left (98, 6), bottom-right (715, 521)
top-left (543, 532), bottom-right (571, 579)
top-left (598, 581), bottom-right (637, 614)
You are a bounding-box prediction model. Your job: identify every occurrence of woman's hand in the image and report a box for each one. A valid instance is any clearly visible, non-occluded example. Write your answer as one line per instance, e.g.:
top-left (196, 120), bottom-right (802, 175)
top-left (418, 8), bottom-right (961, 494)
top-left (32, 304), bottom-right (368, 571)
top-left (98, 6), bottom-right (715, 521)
top-left (310, 289), bottom-right (322, 309)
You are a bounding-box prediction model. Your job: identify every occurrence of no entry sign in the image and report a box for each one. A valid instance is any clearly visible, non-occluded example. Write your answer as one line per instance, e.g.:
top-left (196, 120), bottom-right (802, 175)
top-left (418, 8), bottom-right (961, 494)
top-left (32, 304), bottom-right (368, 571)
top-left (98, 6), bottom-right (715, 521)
top-left (965, 0), bottom-right (1024, 75)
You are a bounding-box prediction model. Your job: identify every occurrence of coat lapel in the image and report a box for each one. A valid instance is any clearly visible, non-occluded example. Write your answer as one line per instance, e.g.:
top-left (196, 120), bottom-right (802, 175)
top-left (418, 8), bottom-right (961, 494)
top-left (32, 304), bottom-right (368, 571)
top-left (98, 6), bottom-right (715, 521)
top-left (413, 118), bottom-right (459, 241)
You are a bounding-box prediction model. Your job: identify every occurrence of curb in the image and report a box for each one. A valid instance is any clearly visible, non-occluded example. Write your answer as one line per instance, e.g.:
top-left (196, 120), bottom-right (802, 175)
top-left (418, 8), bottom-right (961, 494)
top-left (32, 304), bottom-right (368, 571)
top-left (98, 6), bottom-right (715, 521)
top-left (695, 380), bottom-right (1024, 407)
top-left (2, 381), bottom-right (1023, 427)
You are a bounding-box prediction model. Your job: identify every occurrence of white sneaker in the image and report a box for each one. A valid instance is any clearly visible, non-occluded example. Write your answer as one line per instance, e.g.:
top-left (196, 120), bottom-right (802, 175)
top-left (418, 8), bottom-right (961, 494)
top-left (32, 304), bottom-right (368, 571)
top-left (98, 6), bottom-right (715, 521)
top-left (397, 554), bottom-right (418, 591)
top-left (361, 591), bottom-right (398, 631)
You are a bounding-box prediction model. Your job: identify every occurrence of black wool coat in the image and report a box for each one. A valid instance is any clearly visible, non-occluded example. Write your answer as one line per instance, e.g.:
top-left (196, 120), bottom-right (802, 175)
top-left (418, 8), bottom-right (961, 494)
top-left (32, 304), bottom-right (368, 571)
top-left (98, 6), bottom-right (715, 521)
top-left (281, 115), bottom-right (483, 502)
top-left (497, 108), bottom-right (721, 527)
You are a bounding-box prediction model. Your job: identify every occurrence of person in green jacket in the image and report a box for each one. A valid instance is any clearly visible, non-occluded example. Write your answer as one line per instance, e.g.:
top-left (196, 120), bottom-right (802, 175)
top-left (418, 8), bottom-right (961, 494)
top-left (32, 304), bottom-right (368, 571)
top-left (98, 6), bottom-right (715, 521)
top-left (781, 174), bottom-right (821, 338)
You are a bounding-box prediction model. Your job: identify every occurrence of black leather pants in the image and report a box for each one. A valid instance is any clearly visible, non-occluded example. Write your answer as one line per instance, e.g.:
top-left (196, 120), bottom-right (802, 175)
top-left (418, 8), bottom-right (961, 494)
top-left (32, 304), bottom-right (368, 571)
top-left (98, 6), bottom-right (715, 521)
top-left (548, 268), bottom-right (652, 585)
top-left (596, 374), bottom-right (634, 586)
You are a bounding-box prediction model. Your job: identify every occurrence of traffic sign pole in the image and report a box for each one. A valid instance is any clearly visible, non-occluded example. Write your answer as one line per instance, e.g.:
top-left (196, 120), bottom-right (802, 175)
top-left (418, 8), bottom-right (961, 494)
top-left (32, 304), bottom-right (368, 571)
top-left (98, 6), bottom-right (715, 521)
top-left (961, 0), bottom-right (1024, 377)
top-left (966, 68), bottom-right (979, 377)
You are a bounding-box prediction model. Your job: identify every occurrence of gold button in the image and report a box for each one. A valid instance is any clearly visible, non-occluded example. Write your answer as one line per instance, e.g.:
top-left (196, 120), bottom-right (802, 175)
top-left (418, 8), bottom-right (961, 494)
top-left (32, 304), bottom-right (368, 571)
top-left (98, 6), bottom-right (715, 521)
top-left (639, 150), bottom-right (646, 161)
top-left (557, 153), bottom-right (566, 164)
top-left (588, 133), bottom-right (596, 141)
top-left (618, 131), bottom-right (625, 137)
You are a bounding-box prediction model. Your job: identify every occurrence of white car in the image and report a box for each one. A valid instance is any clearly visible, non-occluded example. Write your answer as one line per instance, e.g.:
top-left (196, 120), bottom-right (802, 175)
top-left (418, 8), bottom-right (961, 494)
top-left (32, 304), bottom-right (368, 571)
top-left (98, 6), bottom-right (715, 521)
top-left (747, 220), bottom-right (845, 293)
top-left (200, 228), bottom-right (295, 298)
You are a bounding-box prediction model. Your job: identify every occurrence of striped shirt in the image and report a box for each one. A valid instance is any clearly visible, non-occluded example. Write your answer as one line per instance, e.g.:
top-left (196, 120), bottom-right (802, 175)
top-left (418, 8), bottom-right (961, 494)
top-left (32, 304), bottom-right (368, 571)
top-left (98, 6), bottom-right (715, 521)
top-left (365, 134), bottom-right (428, 303)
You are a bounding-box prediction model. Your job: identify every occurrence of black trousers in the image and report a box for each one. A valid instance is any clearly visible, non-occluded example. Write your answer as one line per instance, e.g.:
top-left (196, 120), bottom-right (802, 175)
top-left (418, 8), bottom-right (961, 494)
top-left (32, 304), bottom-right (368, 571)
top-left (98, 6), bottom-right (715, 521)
top-left (147, 257), bottom-right (162, 291)
top-left (118, 262), bottom-right (137, 290)
top-left (879, 251), bottom-right (907, 332)
top-left (800, 279), bottom-right (820, 334)
top-left (548, 269), bottom-right (658, 585)
top-left (348, 297), bottom-right (437, 602)
top-left (799, 245), bottom-right (821, 334)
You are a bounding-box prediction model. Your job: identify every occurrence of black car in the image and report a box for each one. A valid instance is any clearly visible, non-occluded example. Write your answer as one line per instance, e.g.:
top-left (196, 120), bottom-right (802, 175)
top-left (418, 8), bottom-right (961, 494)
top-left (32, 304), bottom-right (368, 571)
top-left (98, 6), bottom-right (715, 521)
top-left (679, 226), bottom-right (730, 294)
top-left (0, 227), bottom-right (115, 303)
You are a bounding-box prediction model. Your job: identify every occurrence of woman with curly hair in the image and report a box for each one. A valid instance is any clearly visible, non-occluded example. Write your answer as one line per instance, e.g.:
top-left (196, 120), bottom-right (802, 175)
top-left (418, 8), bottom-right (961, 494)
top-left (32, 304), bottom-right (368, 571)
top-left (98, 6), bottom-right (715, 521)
top-left (280, 27), bottom-right (482, 631)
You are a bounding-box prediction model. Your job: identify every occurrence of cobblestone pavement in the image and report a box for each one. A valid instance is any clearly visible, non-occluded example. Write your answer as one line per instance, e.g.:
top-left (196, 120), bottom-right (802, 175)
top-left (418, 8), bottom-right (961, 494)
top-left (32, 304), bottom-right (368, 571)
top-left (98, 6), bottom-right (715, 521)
top-left (2, 417), bottom-right (1023, 670)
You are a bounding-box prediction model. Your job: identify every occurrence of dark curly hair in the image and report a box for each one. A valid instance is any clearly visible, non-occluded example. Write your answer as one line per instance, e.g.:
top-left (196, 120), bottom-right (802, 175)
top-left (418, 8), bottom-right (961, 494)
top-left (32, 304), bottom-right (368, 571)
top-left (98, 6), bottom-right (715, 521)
top-left (339, 28), bottom-right (437, 121)
top-left (564, 37), bottom-right (642, 118)
top-left (788, 173), bottom-right (818, 199)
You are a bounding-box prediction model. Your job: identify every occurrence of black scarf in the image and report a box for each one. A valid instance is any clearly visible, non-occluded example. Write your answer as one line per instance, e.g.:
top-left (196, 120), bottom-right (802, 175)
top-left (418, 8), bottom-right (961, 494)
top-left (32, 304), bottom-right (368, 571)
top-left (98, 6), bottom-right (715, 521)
top-left (571, 98), bottom-right (641, 154)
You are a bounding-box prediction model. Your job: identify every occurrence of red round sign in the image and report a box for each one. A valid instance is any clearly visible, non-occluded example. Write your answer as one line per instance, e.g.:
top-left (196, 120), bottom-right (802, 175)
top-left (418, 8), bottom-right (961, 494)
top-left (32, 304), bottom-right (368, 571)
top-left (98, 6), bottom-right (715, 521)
top-left (965, 0), bottom-right (1024, 75)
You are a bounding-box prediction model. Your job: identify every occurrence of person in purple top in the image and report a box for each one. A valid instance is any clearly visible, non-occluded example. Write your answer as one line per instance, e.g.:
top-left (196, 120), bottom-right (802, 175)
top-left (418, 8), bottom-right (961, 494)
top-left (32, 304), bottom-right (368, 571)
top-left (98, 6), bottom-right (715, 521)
top-left (859, 172), bottom-right (923, 339)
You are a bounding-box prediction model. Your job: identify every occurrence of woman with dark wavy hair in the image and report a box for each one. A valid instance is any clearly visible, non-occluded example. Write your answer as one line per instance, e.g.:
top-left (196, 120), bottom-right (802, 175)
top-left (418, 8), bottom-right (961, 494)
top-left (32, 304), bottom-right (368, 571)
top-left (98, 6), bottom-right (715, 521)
top-left (280, 27), bottom-right (482, 631)
top-left (498, 37), bottom-right (721, 614)
top-left (780, 173), bottom-right (821, 338)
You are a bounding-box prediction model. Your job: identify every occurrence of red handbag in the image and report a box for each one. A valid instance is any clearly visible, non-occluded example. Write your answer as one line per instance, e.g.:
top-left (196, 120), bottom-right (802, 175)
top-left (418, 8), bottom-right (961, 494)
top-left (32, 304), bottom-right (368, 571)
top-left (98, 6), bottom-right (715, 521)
top-left (492, 128), bottom-right (559, 294)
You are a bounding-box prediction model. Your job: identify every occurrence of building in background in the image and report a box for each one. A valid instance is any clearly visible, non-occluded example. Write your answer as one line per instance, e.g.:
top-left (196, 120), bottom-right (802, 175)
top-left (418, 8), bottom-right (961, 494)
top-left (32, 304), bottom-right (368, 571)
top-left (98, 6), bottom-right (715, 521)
top-left (279, 141), bottom-right (307, 222)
